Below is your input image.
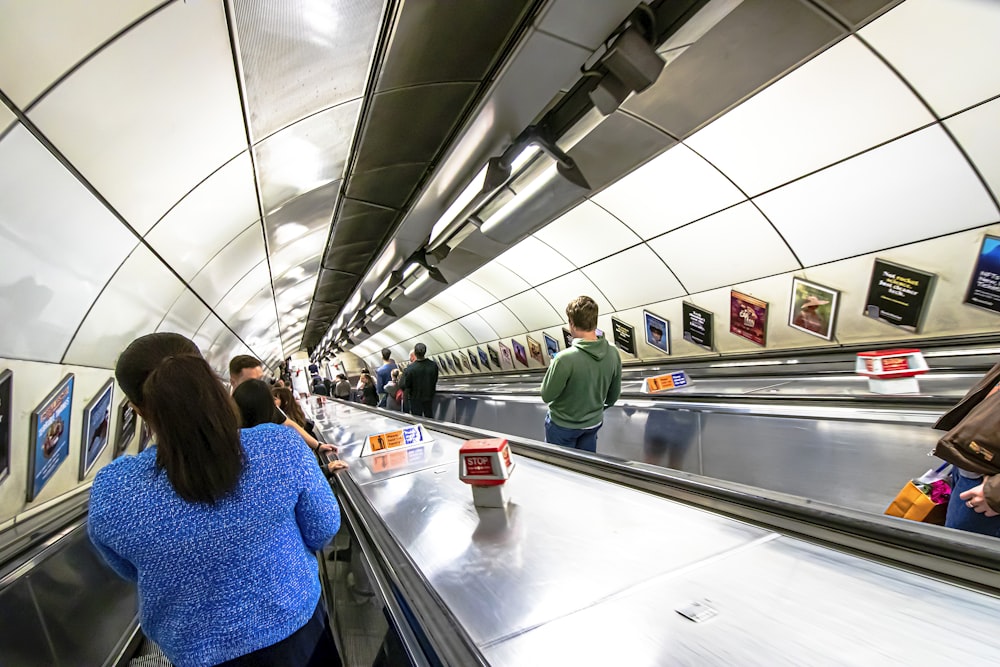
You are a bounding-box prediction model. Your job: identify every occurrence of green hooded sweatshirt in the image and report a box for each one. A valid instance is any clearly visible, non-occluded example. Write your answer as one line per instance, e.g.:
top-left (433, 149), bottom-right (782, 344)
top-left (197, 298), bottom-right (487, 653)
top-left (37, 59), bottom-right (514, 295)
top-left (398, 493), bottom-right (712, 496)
top-left (540, 336), bottom-right (622, 429)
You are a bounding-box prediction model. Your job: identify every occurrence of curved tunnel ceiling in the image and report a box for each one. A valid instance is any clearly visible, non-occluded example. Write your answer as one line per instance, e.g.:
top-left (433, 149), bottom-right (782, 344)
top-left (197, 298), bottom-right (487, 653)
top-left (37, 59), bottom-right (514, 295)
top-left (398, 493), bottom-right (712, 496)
top-left (2, 0), bottom-right (999, 377)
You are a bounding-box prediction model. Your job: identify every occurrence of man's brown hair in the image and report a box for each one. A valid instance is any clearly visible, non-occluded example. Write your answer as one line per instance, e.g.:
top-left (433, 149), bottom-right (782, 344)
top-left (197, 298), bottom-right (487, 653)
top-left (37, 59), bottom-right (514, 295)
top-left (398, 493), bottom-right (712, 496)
top-left (229, 354), bottom-right (262, 378)
top-left (566, 296), bottom-right (599, 331)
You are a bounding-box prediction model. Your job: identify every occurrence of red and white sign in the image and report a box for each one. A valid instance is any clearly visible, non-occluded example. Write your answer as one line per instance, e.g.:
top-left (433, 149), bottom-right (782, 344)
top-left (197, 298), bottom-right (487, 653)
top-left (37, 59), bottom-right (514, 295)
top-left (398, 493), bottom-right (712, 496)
top-left (855, 348), bottom-right (928, 379)
top-left (459, 438), bottom-right (515, 487)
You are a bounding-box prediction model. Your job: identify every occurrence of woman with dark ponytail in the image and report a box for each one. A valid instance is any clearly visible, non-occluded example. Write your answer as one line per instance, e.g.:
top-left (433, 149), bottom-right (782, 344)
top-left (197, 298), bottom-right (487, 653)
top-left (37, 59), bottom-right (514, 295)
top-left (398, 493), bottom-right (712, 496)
top-left (88, 333), bottom-right (342, 667)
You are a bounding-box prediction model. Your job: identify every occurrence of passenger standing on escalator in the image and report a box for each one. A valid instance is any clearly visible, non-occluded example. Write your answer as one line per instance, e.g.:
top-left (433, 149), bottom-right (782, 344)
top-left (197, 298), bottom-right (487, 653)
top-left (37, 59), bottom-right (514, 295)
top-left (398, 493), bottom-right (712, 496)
top-left (933, 362), bottom-right (1000, 538)
top-left (88, 333), bottom-right (344, 666)
top-left (540, 296), bottom-right (622, 453)
top-left (400, 342), bottom-right (438, 418)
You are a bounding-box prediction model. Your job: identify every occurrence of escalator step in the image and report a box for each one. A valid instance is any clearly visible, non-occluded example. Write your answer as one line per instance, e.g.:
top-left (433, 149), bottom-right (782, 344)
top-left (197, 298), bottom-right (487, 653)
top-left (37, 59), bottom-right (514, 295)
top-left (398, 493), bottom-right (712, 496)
top-left (128, 639), bottom-right (172, 666)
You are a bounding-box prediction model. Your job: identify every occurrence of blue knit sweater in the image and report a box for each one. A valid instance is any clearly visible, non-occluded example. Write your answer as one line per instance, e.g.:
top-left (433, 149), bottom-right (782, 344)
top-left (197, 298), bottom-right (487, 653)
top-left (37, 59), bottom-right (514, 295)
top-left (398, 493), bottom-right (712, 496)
top-left (88, 424), bottom-right (340, 667)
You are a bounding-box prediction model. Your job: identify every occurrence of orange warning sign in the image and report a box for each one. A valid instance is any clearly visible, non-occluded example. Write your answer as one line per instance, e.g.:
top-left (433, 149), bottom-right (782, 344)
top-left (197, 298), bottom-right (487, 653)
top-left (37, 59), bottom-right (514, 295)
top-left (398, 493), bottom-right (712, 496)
top-left (645, 372), bottom-right (688, 393)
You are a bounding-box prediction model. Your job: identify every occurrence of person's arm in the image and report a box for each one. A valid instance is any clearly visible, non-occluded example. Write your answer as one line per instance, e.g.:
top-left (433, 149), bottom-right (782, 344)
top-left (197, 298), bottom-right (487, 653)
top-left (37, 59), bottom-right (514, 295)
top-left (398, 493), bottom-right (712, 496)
top-left (284, 417), bottom-right (334, 452)
top-left (87, 475), bottom-right (138, 582)
top-left (539, 358), bottom-right (568, 404)
top-left (605, 356), bottom-right (622, 408)
top-left (287, 432), bottom-right (342, 551)
top-left (399, 369), bottom-right (409, 390)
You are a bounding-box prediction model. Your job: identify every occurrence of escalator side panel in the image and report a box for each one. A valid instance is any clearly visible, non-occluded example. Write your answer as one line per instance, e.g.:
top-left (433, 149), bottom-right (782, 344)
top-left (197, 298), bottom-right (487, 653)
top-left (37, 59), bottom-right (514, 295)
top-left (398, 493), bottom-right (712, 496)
top-left (27, 529), bottom-right (137, 667)
top-left (699, 413), bottom-right (938, 514)
top-left (0, 578), bottom-right (59, 667)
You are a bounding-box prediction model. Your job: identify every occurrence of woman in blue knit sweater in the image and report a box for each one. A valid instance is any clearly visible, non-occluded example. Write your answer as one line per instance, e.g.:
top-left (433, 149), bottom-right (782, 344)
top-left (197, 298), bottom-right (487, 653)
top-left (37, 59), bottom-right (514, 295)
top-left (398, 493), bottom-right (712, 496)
top-left (88, 333), bottom-right (342, 666)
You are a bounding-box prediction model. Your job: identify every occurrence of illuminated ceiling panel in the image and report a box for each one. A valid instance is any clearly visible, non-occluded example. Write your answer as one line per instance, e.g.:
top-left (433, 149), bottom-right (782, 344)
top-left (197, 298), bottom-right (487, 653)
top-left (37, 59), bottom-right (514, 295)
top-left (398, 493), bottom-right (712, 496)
top-left (533, 200), bottom-right (642, 266)
top-left (686, 36), bottom-right (934, 196)
top-left (28, 0), bottom-right (246, 233)
top-left (494, 237), bottom-right (575, 286)
top-left (592, 144), bottom-right (744, 240)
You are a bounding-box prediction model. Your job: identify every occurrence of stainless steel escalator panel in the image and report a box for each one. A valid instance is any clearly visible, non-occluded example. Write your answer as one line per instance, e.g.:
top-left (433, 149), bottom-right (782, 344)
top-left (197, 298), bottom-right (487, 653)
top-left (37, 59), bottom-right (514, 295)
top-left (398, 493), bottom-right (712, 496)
top-left (358, 450), bottom-right (773, 647)
top-left (0, 578), bottom-right (58, 666)
top-left (30, 528), bottom-right (138, 667)
top-left (698, 412), bottom-right (939, 514)
top-left (482, 534), bottom-right (1000, 665)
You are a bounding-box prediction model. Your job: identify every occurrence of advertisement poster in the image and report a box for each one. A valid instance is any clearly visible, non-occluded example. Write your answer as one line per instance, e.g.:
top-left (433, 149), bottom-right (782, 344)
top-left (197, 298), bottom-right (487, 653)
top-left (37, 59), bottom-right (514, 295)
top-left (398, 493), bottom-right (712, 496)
top-left (542, 333), bottom-right (559, 360)
top-left (527, 335), bottom-right (545, 364)
top-left (682, 302), bottom-right (713, 350)
top-left (498, 342), bottom-right (514, 370)
top-left (562, 328), bottom-right (573, 349)
top-left (477, 346), bottom-right (490, 370)
top-left (0, 369), bottom-right (11, 487)
top-left (965, 235), bottom-right (1000, 314)
top-left (28, 374), bottom-right (74, 501)
top-left (611, 317), bottom-right (636, 356)
top-left (789, 278), bottom-right (839, 340)
top-left (139, 420), bottom-right (152, 453)
top-left (643, 311), bottom-right (670, 353)
top-left (459, 353), bottom-right (471, 373)
top-left (80, 379), bottom-right (114, 480)
top-left (730, 291), bottom-right (768, 346)
top-left (468, 349), bottom-right (480, 370)
top-left (446, 354), bottom-right (457, 373)
top-left (511, 339), bottom-right (528, 367)
top-left (488, 345), bottom-right (500, 370)
top-left (864, 259), bottom-right (935, 332)
top-left (115, 399), bottom-right (137, 458)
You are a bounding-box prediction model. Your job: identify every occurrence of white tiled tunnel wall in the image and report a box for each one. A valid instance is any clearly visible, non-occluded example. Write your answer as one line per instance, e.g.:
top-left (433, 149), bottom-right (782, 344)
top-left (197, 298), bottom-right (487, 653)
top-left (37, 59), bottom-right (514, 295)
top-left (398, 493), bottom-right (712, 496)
top-left (363, 0), bottom-right (1000, 372)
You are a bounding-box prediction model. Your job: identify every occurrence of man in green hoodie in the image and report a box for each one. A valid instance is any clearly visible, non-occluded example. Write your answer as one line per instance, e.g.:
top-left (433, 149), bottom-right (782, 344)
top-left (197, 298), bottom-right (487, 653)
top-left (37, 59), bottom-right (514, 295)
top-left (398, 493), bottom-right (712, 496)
top-left (540, 296), bottom-right (622, 452)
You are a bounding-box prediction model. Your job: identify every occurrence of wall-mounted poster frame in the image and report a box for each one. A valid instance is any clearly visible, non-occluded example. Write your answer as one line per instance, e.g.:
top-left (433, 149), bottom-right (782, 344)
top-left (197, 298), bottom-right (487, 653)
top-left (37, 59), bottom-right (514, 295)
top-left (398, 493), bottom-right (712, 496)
top-left (682, 302), bottom-right (713, 350)
top-left (730, 291), bottom-right (768, 346)
top-left (611, 317), bottom-right (636, 356)
top-left (468, 349), bottom-right (480, 370)
top-left (788, 278), bottom-right (840, 341)
top-left (561, 328), bottom-right (573, 349)
top-left (27, 374), bottom-right (74, 502)
top-left (511, 339), bottom-right (528, 367)
top-left (138, 420), bottom-right (153, 453)
top-left (498, 342), bottom-right (514, 370)
top-left (80, 378), bottom-right (114, 480)
top-left (863, 258), bottom-right (935, 332)
top-left (114, 398), bottom-right (137, 458)
top-left (540, 334), bottom-right (557, 362)
top-left (964, 235), bottom-right (1000, 315)
top-left (643, 311), bottom-right (670, 353)
top-left (0, 369), bottom-right (11, 488)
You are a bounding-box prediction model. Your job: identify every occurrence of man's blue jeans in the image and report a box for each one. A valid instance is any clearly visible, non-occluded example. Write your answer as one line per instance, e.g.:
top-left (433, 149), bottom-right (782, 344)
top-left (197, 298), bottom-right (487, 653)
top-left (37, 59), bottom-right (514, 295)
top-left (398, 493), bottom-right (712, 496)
top-left (544, 414), bottom-right (600, 453)
top-left (945, 471), bottom-right (1000, 538)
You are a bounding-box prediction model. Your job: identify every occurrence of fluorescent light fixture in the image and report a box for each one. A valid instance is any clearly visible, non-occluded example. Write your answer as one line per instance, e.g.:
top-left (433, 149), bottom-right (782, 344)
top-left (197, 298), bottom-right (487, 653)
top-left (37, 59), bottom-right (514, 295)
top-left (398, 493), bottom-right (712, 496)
top-left (510, 145), bottom-right (540, 172)
top-left (479, 163), bottom-right (559, 237)
top-left (428, 165), bottom-right (489, 247)
top-left (404, 270), bottom-right (433, 297)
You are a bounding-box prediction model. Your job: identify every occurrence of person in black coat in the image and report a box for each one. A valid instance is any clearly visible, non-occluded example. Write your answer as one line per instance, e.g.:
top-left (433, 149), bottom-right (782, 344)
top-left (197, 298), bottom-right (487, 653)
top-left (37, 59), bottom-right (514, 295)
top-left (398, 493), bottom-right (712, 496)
top-left (399, 343), bottom-right (439, 418)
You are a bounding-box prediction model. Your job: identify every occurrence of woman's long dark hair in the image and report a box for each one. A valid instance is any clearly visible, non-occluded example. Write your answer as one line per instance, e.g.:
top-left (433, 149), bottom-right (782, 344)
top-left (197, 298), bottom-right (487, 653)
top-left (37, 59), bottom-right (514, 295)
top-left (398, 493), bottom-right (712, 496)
top-left (233, 379), bottom-right (278, 428)
top-left (116, 333), bottom-right (243, 504)
top-left (272, 386), bottom-right (307, 429)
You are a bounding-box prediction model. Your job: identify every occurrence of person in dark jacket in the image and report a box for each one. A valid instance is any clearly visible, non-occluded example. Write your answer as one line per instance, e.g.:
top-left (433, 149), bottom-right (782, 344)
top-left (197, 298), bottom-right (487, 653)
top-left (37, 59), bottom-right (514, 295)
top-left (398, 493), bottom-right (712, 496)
top-left (333, 374), bottom-right (352, 400)
top-left (933, 361), bottom-right (1000, 537)
top-left (311, 374), bottom-right (329, 396)
top-left (358, 372), bottom-right (378, 406)
top-left (399, 343), bottom-right (438, 418)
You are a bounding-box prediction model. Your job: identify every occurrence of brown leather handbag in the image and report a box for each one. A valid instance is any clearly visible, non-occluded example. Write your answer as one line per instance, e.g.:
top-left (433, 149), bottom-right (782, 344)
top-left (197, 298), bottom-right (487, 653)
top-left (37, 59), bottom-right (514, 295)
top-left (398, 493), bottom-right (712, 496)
top-left (934, 390), bottom-right (1000, 478)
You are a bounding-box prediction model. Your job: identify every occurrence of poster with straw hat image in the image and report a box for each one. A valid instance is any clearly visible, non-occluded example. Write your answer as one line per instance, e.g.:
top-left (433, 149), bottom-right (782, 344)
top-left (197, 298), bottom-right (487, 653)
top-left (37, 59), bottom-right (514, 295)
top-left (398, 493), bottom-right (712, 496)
top-left (788, 277), bottom-right (839, 340)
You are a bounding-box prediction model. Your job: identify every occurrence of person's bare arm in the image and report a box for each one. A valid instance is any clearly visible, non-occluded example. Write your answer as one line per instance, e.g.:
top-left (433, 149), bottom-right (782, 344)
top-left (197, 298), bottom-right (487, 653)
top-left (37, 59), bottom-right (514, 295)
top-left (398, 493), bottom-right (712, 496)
top-left (283, 418), bottom-right (335, 452)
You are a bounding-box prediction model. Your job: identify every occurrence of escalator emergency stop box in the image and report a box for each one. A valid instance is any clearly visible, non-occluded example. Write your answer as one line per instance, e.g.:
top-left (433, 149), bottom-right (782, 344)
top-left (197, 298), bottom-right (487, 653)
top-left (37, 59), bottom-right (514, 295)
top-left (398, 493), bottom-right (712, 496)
top-left (459, 438), bottom-right (515, 507)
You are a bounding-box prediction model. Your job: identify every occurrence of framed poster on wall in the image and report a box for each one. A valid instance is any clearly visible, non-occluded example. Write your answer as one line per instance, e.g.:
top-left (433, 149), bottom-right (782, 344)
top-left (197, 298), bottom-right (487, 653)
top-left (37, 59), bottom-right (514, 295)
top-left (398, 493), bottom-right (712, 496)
top-left (511, 339), bottom-right (528, 367)
top-left (965, 235), bottom-right (1000, 314)
top-left (537, 335), bottom-right (554, 363)
top-left (611, 317), bottom-right (636, 356)
top-left (138, 420), bottom-right (153, 453)
top-left (0, 369), bottom-right (11, 488)
top-left (80, 378), bottom-right (114, 480)
top-left (27, 374), bottom-right (74, 502)
top-left (682, 302), bottom-right (713, 350)
top-left (643, 311), bottom-right (670, 353)
top-left (562, 328), bottom-right (573, 349)
top-left (730, 291), bottom-right (768, 346)
top-left (498, 342), bottom-right (514, 370)
top-left (788, 278), bottom-right (839, 341)
top-left (468, 349), bottom-right (479, 370)
top-left (114, 398), bottom-right (137, 458)
top-left (864, 259), bottom-right (935, 332)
